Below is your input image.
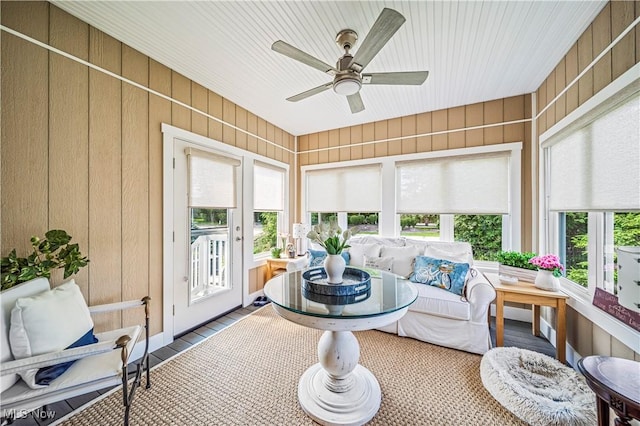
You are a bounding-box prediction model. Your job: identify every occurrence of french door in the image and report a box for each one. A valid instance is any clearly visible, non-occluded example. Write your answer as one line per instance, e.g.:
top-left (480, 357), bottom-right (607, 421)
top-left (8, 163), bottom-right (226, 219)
top-left (172, 138), bottom-right (243, 335)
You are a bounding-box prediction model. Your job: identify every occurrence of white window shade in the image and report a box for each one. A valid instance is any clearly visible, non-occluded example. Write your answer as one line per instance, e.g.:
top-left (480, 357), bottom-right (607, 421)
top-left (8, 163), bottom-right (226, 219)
top-left (396, 153), bottom-right (510, 214)
top-left (254, 162), bottom-right (285, 211)
top-left (548, 93), bottom-right (640, 211)
top-left (185, 148), bottom-right (240, 209)
top-left (306, 164), bottom-right (381, 212)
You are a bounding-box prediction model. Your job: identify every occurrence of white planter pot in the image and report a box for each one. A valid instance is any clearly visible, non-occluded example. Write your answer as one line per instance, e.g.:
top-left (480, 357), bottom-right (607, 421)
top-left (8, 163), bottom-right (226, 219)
top-left (324, 254), bottom-right (346, 284)
top-left (498, 265), bottom-right (538, 283)
top-left (534, 269), bottom-right (560, 291)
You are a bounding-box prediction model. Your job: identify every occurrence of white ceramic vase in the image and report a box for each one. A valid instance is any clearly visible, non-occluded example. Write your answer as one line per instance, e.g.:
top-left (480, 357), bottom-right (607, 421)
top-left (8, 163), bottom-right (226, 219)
top-left (534, 269), bottom-right (560, 291)
top-left (324, 254), bottom-right (346, 284)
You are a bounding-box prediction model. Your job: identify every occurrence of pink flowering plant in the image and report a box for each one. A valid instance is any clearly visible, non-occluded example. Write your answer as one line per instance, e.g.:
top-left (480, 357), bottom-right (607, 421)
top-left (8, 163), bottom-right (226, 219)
top-left (529, 254), bottom-right (564, 277)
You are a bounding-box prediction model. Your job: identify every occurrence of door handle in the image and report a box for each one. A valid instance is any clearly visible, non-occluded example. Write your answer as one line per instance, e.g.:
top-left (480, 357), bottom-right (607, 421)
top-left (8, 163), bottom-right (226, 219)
top-left (235, 236), bottom-right (243, 241)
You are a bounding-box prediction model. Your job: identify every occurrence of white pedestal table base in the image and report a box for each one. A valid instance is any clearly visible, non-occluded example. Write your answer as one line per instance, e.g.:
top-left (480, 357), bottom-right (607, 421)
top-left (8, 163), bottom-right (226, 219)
top-left (298, 328), bottom-right (381, 426)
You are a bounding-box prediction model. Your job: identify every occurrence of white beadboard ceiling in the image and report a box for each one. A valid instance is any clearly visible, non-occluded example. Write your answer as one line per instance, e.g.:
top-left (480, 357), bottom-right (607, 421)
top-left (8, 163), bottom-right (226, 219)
top-left (52, 1), bottom-right (606, 136)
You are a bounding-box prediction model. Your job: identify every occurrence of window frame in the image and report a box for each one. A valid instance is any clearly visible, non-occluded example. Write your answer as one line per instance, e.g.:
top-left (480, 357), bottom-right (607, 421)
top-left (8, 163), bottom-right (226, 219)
top-left (539, 62), bottom-right (640, 351)
top-left (301, 142), bottom-right (522, 253)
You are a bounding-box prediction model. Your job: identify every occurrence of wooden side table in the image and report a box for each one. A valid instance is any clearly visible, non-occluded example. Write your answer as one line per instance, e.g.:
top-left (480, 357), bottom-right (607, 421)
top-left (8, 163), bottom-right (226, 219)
top-left (486, 273), bottom-right (569, 364)
top-left (266, 256), bottom-right (303, 280)
top-left (577, 356), bottom-right (640, 426)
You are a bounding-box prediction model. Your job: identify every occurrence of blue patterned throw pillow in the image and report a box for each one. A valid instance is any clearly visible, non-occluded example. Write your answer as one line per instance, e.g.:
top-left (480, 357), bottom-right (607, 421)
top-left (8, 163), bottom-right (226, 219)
top-left (409, 255), bottom-right (469, 296)
top-left (308, 249), bottom-right (350, 267)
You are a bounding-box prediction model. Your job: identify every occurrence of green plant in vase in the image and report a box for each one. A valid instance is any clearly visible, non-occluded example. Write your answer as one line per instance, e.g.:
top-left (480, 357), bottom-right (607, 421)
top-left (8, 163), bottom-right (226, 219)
top-left (1, 229), bottom-right (89, 290)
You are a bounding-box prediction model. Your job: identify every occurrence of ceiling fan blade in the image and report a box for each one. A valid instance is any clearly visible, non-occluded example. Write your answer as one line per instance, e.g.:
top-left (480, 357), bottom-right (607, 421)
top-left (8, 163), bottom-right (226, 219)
top-left (272, 41), bottom-right (337, 75)
top-left (286, 82), bottom-right (333, 102)
top-left (348, 8), bottom-right (406, 71)
top-left (347, 92), bottom-right (365, 113)
top-left (362, 71), bottom-right (429, 85)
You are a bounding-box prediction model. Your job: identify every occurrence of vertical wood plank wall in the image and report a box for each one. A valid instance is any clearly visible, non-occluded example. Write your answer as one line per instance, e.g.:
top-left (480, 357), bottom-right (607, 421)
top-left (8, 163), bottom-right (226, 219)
top-left (297, 95), bottom-right (534, 251)
top-left (0, 2), bottom-right (294, 334)
top-left (535, 2), bottom-right (640, 361)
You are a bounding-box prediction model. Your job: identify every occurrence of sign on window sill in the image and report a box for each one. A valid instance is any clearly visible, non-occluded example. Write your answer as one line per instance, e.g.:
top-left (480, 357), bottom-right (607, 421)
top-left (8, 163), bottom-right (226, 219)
top-left (592, 288), bottom-right (640, 332)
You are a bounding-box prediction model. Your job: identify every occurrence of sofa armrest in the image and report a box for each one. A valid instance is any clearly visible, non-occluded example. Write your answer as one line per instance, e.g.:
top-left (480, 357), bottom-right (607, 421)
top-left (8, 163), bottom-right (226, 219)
top-left (286, 256), bottom-right (309, 273)
top-left (465, 269), bottom-right (496, 323)
top-left (1, 340), bottom-right (115, 376)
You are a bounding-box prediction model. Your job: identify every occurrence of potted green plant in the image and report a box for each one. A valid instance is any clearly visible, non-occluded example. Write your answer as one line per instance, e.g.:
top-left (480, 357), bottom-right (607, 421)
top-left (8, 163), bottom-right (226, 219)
top-left (496, 250), bottom-right (538, 283)
top-left (270, 247), bottom-right (283, 259)
top-left (1, 229), bottom-right (89, 290)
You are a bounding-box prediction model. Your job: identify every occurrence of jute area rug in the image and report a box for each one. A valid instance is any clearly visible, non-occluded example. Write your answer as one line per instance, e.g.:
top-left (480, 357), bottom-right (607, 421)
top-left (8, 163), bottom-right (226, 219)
top-left (60, 307), bottom-right (525, 425)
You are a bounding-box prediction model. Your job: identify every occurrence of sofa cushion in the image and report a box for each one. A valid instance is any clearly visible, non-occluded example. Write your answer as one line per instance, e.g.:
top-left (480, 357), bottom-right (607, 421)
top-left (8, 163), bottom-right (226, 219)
top-left (409, 284), bottom-right (471, 321)
top-left (380, 245), bottom-right (421, 278)
top-left (423, 242), bottom-right (474, 265)
top-left (350, 236), bottom-right (406, 247)
top-left (347, 243), bottom-right (381, 267)
top-left (363, 255), bottom-right (393, 272)
top-left (10, 280), bottom-right (96, 389)
top-left (410, 256), bottom-right (470, 296)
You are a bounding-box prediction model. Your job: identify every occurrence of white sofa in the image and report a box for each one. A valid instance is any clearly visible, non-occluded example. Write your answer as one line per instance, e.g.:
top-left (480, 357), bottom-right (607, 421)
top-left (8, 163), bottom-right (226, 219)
top-left (287, 236), bottom-right (496, 354)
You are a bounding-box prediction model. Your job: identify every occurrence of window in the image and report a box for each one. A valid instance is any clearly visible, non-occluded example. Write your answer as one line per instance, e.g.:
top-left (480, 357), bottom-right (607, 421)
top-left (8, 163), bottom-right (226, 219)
top-left (559, 212), bottom-right (588, 287)
top-left (306, 165), bottom-right (382, 237)
top-left (396, 153), bottom-right (511, 250)
top-left (347, 212), bottom-right (379, 235)
top-left (301, 144), bottom-right (520, 258)
top-left (253, 162), bottom-right (286, 256)
top-left (399, 214), bottom-right (440, 240)
top-left (454, 214), bottom-right (503, 261)
top-left (544, 87), bottom-right (639, 310)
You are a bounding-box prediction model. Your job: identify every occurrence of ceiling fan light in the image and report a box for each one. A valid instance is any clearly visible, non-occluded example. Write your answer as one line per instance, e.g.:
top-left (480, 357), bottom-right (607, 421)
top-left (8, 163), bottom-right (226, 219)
top-left (333, 78), bottom-right (361, 96)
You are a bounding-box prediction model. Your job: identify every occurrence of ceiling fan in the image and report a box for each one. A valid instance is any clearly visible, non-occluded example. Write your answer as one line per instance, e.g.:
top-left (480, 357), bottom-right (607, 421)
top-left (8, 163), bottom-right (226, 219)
top-left (271, 8), bottom-right (429, 114)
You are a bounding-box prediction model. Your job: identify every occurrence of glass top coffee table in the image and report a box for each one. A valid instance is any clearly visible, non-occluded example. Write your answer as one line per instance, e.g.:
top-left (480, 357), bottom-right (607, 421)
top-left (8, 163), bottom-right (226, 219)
top-left (265, 268), bottom-right (418, 426)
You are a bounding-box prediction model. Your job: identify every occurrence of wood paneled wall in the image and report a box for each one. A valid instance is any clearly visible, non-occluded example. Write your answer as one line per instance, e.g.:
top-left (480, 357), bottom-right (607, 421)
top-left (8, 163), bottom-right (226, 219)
top-left (535, 2), bottom-right (640, 360)
top-left (0, 2), bottom-right (294, 334)
top-left (297, 95), bottom-right (535, 251)
top-left (536, 1), bottom-right (640, 135)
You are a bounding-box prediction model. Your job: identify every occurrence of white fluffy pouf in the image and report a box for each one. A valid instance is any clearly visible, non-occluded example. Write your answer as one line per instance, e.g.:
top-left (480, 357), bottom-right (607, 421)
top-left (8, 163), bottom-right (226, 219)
top-left (480, 347), bottom-right (596, 426)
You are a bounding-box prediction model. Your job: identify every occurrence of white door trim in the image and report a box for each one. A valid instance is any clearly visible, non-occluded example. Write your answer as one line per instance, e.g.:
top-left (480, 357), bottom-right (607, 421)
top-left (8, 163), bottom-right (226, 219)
top-left (162, 123), bottom-right (289, 345)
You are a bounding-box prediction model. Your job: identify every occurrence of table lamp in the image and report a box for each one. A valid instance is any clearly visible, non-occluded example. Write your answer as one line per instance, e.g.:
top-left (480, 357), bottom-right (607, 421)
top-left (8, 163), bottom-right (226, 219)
top-left (292, 223), bottom-right (309, 256)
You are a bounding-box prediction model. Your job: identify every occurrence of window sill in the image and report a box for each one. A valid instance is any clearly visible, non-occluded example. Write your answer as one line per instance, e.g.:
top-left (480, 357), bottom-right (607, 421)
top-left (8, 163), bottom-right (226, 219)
top-left (559, 278), bottom-right (639, 353)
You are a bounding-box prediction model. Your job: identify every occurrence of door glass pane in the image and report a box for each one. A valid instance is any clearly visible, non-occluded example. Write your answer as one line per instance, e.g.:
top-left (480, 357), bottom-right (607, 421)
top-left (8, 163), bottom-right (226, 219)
top-left (399, 214), bottom-right (440, 240)
top-left (190, 208), bottom-right (230, 303)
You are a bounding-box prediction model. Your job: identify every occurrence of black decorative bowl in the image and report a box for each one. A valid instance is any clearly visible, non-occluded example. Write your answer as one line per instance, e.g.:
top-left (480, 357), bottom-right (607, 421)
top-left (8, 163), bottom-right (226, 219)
top-left (301, 267), bottom-right (371, 296)
top-left (302, 287), bottom-right (371, 306)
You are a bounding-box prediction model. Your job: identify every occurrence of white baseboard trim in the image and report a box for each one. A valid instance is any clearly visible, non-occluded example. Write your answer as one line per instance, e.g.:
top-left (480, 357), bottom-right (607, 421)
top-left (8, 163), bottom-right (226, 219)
top-left (490, 304), bottom-right (532, 323)
top-left (246, 290), bottom-right (264, 308)
top-left (130, 332), bottom-right (166, 362)
top-left (539, 316), bottom-right (582, 368)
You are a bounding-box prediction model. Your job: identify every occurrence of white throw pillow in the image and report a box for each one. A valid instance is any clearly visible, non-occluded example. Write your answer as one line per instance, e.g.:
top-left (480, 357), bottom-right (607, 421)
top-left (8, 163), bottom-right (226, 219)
top-left (10, 279), bottom-right (94, 388)
top-left (380, 245), bottom-right (421, 278)
top-left (347, 243), bottom-right (382, 267)
top-left (363, 255), bottom-right (393, 272)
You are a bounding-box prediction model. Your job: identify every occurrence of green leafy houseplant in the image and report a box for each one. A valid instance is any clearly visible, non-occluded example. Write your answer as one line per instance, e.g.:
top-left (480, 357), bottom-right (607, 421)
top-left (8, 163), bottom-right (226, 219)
top-left (1, 229), bottom-right (89, 290)
top-left (306, 221), bottom-right (352, 255)
top-left (495, 251), bottom-right (538, 270)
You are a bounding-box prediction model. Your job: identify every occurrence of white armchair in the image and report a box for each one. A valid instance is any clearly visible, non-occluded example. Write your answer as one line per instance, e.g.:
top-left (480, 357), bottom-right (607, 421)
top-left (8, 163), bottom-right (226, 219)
top-left (1, 278), bottom-right (150, 425)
